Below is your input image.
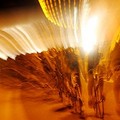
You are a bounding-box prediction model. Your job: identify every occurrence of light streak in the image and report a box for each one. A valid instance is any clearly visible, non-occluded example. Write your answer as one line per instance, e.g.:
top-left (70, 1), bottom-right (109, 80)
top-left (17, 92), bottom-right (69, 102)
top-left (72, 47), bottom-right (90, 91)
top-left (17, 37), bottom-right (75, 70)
top-left (0, 0), bottom-right (114, 61)
top-left (74, 7), bottom-right (79, 45)
top-left (0, 30), bottom-right (26, 55)
top-left (0, 51), bottom-right (8, 60)
top-left (80, 0), bottom-right (100, 53)
top-left (81, 16), bottom-right (99, 53)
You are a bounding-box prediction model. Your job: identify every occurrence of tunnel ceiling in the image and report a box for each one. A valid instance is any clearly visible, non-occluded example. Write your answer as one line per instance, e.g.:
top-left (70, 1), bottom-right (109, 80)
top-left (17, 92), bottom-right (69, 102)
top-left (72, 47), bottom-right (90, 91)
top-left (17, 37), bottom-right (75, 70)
top-left (0, 0), bottom-right (120, 60)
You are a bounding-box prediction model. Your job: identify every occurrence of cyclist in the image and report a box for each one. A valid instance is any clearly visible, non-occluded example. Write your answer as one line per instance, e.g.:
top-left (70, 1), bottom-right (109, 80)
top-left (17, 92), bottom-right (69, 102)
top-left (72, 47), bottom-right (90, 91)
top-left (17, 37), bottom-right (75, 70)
top-left (87, 50), bottom-right (101, 108)
top-left (71, 71), bottom-right (83, 114)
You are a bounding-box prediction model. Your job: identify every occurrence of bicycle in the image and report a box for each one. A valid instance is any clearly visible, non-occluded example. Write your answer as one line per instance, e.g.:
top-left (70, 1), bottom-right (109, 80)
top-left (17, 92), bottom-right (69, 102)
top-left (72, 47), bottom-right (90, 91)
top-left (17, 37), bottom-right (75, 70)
top-left (88, 67), bottom-right (105, 119)
top-left (93, 71), bottom-right (105, 119)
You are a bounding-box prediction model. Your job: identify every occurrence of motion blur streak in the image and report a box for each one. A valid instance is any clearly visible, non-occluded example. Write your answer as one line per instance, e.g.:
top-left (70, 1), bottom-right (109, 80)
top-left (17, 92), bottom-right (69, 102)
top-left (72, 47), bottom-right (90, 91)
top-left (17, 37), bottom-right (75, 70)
top-left (1, 0), bottom-right (120, 60)
top-left (0, 14), bottom-right (84, 60)
top-left (0, 51), bottom-right (7, 60)
top-left (0, 30), bottom-right (24, 55)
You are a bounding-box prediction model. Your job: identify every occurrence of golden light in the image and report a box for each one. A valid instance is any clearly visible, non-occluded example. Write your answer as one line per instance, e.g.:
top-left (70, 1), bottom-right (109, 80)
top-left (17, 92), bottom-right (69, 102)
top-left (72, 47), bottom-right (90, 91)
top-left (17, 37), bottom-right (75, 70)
top-left (38, 0), bottom-right (110, 55)
top-left (81, 15), bottom-right (99, 53)
top-left (38, 0), bottom-right (82, 28)
top-left (38, 0), bottom-right (102, 53)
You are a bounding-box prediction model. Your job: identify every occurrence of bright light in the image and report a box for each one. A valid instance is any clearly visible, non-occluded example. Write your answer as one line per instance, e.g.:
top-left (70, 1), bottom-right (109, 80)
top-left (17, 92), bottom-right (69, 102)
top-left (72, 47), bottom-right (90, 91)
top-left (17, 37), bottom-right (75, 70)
top-left (81, 16), bottom-right (99, 53)
top-left (0, 52), bottom-right (8, 60)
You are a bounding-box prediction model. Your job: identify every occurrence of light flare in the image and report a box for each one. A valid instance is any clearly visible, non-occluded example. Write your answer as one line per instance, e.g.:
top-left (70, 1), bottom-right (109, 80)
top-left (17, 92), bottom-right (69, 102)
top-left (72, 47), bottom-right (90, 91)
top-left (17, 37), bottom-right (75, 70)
top-left (81, 16), bottom-right (99, 53)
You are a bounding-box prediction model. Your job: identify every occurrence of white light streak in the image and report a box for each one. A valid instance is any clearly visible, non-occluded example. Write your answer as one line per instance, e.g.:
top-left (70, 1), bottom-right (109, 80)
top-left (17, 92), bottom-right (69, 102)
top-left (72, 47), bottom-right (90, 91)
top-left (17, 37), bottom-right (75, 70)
top-left (0, 51), bottom-right (8, 60)
top-left (80, 0), bottom-right (99, 53)
top-left (81, 16), bottom-right (99, 53)
top-left (74, 7), bottom-right (79, 45)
